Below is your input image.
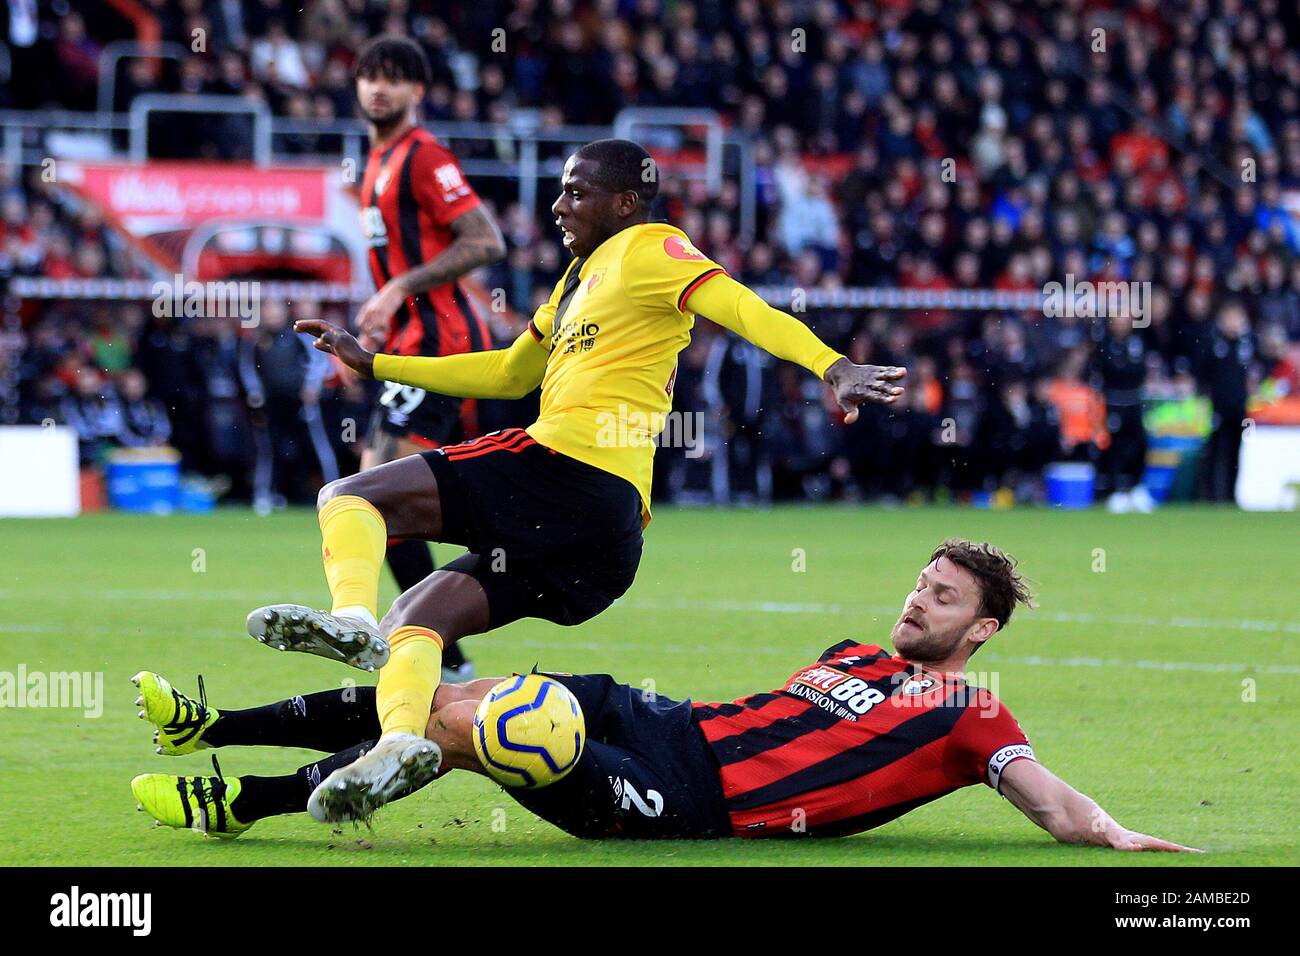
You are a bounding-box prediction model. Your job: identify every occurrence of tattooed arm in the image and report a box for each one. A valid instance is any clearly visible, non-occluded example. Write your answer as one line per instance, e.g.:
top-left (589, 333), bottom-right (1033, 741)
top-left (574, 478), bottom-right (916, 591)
top-left (357, 206), bottom-right (507, 343)
top-left (392, 205), bottom-right (506, 297)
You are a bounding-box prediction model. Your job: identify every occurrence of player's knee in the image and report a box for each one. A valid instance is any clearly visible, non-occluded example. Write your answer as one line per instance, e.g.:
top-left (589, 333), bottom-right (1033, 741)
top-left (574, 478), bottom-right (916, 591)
top-left (317, 476), bottom-right (349, 510)
top-left (317, 472), bottom-right (372, 511)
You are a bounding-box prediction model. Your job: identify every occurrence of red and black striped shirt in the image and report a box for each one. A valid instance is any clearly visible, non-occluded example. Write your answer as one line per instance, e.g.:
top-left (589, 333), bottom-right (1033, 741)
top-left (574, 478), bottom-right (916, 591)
top-left (359, 125), bottom-right (491, 358)
top-left (693, 641), bottom-right (1035, 837)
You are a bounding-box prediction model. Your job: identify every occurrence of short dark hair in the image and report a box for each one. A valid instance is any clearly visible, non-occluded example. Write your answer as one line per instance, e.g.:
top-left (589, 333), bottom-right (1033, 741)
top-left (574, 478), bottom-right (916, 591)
top-left (354, 35), bottom-right (431, 86)
top-left (929, 538), bottom-right (1035, 631)
top-left (574, 138), bottom-right (659, 205)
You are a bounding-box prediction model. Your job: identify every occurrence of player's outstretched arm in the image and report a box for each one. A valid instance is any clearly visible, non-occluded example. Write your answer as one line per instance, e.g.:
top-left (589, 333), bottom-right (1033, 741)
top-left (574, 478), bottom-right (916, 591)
top-left (294, 319), bottom-right (546, 400)
top-left (684, 273), bottom-right (905, 422)
top-left (356, 207), bottom-right (507, 343)
top-left (999, 759), bottom-right (1201, 852)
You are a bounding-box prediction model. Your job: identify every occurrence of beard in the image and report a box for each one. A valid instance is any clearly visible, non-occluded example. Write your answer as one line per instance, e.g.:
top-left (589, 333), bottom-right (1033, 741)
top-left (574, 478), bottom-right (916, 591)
top-left (361, 102), bottom-right (407, 131)
top-left (890, 617), bottom-right (966, 663)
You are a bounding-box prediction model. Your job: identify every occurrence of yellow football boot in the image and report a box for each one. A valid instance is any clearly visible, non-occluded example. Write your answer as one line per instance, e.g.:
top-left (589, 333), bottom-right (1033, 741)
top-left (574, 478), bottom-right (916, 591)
top-left (131, 671), bottom-right (218, 756)
top-left (131, 756), bottom-right (252, 838)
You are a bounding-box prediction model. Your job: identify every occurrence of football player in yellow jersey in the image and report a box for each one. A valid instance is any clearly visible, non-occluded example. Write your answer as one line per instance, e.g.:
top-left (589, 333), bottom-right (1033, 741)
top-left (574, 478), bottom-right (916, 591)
top-left (247, 139), bottom-right (907, 823)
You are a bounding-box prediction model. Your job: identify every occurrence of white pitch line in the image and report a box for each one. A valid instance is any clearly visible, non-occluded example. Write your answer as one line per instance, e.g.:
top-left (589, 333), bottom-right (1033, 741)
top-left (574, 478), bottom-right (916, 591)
top-left (613, 597), bottom-right (1300, 636)
top-left (0, 589), bottom-right (1297, 636)
top-left (0, 587), bottom-right (281, 602)
top-left (977, 653), bottom-right (1300, 676)
top-left (2, 623), bottom-right (1299, 676)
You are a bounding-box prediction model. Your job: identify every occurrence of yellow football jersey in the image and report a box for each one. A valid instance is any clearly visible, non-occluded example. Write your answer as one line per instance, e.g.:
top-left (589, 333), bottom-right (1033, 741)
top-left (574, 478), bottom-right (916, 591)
top-left (523, 222), bottom-right (724, 524)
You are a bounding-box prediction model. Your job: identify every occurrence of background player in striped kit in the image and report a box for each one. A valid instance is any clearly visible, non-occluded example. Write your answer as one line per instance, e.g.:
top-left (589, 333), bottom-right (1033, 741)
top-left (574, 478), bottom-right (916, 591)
top-left (351, 35), bottom-right (506, 681)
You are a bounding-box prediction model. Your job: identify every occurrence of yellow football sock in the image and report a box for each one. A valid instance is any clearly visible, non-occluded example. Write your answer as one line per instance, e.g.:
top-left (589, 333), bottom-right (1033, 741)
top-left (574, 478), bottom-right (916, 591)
top-left (377, 626), bottom-right (444, 737)
top-left (319, 495), bottom-right (387, 619)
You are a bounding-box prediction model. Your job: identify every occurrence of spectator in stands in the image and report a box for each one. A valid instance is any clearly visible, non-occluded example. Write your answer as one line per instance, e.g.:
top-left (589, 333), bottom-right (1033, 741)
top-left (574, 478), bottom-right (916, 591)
top-left (6, 0), bottom-right (1300, 511)
top-left (61, 366), bottom-right (122, 466)
top-left (777, 176), bottom-right (840, 270)
top-left (251, 19), bottom-right (312, 89)
top-left (117, 368), bottom-right (172, 448)
top-left (52, 12), bottom-right (100, 111)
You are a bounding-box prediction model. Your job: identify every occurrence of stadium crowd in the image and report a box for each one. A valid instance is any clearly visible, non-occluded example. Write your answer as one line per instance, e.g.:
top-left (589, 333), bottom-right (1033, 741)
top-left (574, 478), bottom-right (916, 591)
top-left (3, 0), bottom-right (1300, 508)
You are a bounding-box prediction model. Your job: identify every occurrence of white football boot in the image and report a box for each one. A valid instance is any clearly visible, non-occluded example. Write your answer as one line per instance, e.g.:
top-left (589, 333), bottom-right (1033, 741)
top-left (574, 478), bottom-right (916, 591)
top-left (307, 733), bottom-right (442, 823)
top-left (246, 604), bottom-right (389, 671)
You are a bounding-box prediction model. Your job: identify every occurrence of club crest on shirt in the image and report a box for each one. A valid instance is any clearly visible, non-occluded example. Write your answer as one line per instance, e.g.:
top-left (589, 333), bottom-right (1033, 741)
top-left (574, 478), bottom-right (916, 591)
top-left (900, 673), bottom-right (937, 696)
top-left (663, 235), bottom-right (706, 260)
top-left (586, 269), bottom-right (606, 293)
top-left (375, 168), bottom-right (392, 197)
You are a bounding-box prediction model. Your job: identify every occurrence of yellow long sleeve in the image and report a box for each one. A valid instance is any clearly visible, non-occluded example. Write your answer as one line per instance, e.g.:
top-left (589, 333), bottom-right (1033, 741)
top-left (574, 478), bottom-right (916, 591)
top-left (686, 273), bottom-right (844, 378)
top-left (371, 328), bottom-right (548, 400)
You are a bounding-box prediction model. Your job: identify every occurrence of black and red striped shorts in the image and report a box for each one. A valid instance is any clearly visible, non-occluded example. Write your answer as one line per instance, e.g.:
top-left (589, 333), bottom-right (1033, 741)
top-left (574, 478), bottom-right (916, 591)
top-left (420, 428), bottom-right (643, 629)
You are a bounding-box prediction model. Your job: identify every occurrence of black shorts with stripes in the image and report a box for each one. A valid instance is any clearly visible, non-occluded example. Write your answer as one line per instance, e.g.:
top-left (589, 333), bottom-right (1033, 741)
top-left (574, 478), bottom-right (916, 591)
top-left (420, 428), bottom-right (643, 629)
top-left (506, 673), bottom-right (731, 839)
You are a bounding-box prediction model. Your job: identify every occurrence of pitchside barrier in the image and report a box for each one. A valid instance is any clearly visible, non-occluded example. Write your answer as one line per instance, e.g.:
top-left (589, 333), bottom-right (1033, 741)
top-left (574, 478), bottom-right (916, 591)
top-left (0, 425), bottom-right (80, 517)
top-left (9, 279), bottom-right (1294, 513)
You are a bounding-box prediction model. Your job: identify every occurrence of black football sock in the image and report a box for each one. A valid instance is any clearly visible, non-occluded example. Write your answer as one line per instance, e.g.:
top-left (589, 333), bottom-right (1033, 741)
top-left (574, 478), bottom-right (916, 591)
top-left (387, 538), bottom-right (469, 669)
top-left (205, 687), bottom-right (380, 752)
top-left (231, 740), bottom-right (376, 822)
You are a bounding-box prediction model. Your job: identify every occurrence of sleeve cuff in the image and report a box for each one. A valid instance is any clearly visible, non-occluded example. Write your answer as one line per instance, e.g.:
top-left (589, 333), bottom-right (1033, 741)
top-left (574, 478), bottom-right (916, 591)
top-left (813, 350), bottom-right (846, 379)
top-left (677, 267), bottom-right (726, 312)
top-left (372, 353), bottom-right (401, 382)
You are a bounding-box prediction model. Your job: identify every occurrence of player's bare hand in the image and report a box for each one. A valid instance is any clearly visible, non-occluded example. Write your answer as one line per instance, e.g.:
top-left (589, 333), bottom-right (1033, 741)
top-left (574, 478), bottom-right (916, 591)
top-left (825, 358), bottom-right (907, 422)
top-left (1108, 829), bottom-right (1203, 853)
top-left (356, 281), bottom-right (406, 342)
top-left (294, 319), bottom-right (375, 379)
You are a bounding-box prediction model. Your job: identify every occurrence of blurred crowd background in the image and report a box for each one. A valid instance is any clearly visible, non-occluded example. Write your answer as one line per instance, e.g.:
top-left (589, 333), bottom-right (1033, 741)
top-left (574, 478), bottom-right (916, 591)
top-left (3, 0), bottom-right (1299, 509)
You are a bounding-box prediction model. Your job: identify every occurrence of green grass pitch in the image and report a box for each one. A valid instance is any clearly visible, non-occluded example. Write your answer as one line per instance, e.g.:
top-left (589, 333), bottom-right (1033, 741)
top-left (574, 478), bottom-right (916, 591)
top-left (0, 505), bottom-right (1295, 866)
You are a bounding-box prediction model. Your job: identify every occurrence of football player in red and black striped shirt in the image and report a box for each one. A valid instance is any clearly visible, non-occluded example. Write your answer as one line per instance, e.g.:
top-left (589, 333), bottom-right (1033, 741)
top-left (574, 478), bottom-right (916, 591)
top-left (135, 539), bottom-right (1196, 851)
top-left (351, 36), bottom-right (505, 681)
